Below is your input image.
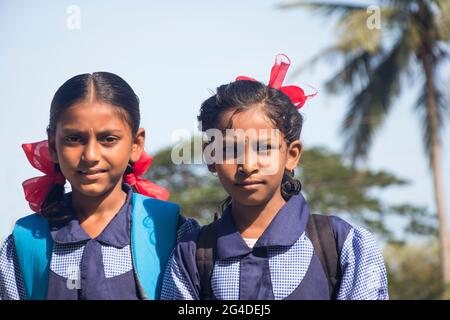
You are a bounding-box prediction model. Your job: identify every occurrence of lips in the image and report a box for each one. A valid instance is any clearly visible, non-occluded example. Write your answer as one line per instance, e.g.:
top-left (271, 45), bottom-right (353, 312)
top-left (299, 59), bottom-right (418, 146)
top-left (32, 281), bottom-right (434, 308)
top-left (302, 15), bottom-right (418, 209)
top-left (235, 180), bottom-right (265, 186)
top-left (77, 169), bottom-right (108, 175)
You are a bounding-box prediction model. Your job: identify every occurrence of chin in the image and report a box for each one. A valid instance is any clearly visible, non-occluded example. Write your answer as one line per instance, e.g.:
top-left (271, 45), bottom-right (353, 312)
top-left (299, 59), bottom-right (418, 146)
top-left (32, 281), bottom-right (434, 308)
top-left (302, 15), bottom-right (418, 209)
top-left (233, 192), bottom-right (272, 207)
top-left (72, 183), bottom-right (115, 198)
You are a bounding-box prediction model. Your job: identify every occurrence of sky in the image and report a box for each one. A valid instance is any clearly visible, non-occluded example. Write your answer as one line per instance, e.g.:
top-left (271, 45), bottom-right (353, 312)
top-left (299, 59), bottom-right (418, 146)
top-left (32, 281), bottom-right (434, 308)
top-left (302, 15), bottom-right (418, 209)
top-left (0, 0), bottom-right (449, 241)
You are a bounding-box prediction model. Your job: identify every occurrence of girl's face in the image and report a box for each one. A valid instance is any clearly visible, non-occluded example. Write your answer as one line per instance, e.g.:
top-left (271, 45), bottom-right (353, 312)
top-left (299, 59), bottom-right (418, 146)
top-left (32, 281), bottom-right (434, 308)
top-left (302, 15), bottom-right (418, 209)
top-left (49, 100), bottom-right (145, 198)
top-left (210, 106), bottom-right (302, 207)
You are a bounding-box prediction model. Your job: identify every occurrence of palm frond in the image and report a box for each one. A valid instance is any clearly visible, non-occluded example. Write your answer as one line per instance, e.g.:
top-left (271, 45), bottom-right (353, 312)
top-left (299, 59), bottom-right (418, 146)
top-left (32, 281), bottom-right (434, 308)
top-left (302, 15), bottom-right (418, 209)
top-left (342, 34), bottom-right (413, 162)
top-left (291, 5), bottom-right (404, 79)
top-left (279, 0), bottom-right (367, 15)
top-left (325, 50), bottom-right (373, 94)
top-left (290, 45), bottom-right (343, 78)
top-left (435, 0), bottom-right (450, 41)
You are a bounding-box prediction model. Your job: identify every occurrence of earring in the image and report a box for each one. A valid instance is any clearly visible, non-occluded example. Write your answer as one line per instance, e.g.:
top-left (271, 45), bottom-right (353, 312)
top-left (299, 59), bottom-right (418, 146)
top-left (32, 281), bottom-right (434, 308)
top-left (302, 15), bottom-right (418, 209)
top-left (211, 171), bottom-right (218, 177)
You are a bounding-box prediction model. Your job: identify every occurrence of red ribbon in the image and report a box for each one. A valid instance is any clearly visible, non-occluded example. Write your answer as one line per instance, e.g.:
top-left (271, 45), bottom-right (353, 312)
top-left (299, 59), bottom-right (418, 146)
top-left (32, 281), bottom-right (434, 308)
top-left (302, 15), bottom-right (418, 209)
top-left (22, 140), bottom-right (170, 213)
top-left (22, 140), bottom-right (66, 213)
top-left (236, 53), bottom-right (317, 109)
top-left (124, 151), bottom-right (170, 201)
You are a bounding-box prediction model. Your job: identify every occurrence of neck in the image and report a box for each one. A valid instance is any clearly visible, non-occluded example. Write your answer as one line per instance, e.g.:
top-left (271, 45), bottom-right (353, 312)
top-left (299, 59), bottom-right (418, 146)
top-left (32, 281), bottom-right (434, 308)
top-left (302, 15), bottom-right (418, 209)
top-left (231, 188), bottom-right (286, 239)
top-left (71, 183), bottom-right (127, 238)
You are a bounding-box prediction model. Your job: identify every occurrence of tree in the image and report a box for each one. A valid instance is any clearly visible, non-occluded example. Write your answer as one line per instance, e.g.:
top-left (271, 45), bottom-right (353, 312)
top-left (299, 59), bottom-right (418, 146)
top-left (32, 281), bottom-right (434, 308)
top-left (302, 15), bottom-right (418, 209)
top-left (281, 0), bottom-right (450, 288)
top-left (384, 241), bottom-right (444, 299)
top-left (300, 146), bottom-right (437, 241)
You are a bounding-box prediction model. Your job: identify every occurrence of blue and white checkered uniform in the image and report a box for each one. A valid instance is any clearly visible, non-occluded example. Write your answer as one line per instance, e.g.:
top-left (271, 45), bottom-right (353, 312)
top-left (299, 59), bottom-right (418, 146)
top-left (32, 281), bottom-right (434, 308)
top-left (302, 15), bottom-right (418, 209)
top-left (160, 193), bottom-right (389, 300)
top-left (0, 184), bottom-right (199, 300)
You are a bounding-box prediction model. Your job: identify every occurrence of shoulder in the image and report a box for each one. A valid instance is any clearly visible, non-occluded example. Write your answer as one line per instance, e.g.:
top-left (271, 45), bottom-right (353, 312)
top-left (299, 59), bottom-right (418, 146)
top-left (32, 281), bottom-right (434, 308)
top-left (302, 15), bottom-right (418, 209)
top-left (131, 194), bottom-right (180, 232)
top-left (172, 218), bottom-right (211, 267)
top-left (0, 234), bottom-right (15, 258)
top-left (12, 213), bottom-right (51, 246)
top-left (326, 215), bottom-right (380, 255)
top-left (341, 224), bottom-right (381, 257)
top-left (13, 212), bottom-right (50, 231)
top-left (327, 216), bottom-right (383, 263)
top-left (0, 234), bottom-right (26, 300)
top-left (176, 216), bottom-right (201, 243)
top-left (327, 215), bottom-right (353, 253)
top-left (132, 193), bottom-right (180, 213)
top-left (15, 213), bottom-right (48, 229)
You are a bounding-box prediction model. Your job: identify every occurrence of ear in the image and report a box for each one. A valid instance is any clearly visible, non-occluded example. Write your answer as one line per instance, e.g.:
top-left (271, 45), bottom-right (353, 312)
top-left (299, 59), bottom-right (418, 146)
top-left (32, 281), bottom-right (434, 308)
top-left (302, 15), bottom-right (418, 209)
top-left (47, 135), bottom-right (59, 163)
top-left (285, 140), bottom-right (302, 171)
top-left (130, 128), bottom-right (146, 163)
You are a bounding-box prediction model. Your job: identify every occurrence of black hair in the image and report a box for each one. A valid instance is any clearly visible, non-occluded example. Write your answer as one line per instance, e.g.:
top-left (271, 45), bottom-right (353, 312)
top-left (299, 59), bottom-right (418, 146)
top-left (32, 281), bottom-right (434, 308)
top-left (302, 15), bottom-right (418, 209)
top-left (198, 80), bottom-right (303, 214)
top-left (42, 72), bottom-right (140, 219)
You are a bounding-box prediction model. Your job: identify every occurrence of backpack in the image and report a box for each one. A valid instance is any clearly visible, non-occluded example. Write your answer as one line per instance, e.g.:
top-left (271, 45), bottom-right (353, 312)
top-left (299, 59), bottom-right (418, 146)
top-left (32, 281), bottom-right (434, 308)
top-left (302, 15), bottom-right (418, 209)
top-left (196, 214), bottom-right (341, 300)
top-left (12, 193), bottom-right (180, 300)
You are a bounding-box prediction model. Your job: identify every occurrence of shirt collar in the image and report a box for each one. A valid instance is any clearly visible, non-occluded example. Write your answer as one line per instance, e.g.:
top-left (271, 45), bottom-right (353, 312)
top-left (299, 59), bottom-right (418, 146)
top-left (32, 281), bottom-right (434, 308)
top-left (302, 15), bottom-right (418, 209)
top-left (216, 193), bottom-right (310, 260)
top-left (50, 184), bottom-right (133, 248)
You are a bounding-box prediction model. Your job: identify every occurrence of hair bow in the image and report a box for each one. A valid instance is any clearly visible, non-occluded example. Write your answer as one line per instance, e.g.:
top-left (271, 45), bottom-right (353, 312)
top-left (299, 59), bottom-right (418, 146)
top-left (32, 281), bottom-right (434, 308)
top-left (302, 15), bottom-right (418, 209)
top-left (236, 53), bottom-right (317, 109)
top-left (22, 140), bottom-right (66, 213)
top-left (124, 151), bottom-right (170, 201)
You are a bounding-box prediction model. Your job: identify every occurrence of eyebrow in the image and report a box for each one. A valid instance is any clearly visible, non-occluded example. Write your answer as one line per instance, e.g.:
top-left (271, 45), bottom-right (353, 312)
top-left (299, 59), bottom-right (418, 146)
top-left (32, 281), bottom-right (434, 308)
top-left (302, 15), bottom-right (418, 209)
top-left (60, 128), bottom-right (124, 135)
top-left (222, 138), bottom-right (275, 143)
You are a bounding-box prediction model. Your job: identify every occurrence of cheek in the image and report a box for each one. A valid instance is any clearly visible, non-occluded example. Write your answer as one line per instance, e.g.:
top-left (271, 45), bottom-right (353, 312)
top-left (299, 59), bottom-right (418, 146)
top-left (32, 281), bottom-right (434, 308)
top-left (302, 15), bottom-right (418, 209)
top-left (55, 146), bottom-right (81, 167)
top-left (109, 144), bottom-right (134, 170)
top-left (215, 164), bottom-right (235, 181)
top-left (259, 150), bottom-right (288, 177)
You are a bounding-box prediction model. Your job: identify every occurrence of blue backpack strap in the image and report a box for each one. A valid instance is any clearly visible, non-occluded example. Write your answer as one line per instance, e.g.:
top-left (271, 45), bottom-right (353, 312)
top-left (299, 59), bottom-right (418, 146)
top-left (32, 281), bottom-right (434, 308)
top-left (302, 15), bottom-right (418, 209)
top-left (131, 193), bottom-right (180, 300)
top-left (12, 214), bottom-right (53, 300)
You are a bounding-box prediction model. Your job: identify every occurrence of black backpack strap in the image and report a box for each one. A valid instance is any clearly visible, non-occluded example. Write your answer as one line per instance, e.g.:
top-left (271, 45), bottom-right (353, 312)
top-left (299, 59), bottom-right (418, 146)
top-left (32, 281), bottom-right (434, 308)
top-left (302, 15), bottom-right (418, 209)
top-left (195, 221), bottom-right (219, 300)
top-left (305, 214), bottom-right (341, 299)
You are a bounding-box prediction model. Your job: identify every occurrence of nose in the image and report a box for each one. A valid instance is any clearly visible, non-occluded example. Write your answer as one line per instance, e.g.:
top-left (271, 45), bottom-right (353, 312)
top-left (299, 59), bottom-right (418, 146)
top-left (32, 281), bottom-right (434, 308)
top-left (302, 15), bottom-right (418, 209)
top-left (81, 138), bottom-right (101, 164)
top-left (237, 142), bottom-right (259, 175)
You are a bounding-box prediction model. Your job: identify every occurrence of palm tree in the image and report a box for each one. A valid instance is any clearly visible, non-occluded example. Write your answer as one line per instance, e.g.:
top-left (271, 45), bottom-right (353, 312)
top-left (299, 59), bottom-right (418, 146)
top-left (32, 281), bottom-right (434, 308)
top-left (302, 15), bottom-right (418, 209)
top-left (281, 0), bottom-right (450, 290)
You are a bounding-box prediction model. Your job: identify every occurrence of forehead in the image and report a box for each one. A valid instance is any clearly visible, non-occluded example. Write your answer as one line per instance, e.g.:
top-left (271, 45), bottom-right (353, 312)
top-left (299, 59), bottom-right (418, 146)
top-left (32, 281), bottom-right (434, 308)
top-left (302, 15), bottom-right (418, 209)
top-left (56, 100), bottom-right (131, 132)
top-left (218, 106), bottom-right (277, 132)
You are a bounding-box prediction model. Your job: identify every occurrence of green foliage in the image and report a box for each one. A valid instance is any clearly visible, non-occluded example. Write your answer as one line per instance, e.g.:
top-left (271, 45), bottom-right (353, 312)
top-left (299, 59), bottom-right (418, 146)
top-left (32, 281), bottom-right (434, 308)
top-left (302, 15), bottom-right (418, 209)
top-left (384, 241), bottom-right (444, 299)
top-left (300, 146), bottom-right (437, 240)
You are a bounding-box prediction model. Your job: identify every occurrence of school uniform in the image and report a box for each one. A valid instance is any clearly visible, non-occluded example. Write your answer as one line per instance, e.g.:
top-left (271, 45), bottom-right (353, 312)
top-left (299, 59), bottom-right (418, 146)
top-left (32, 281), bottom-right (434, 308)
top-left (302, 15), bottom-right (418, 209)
top-left (160, 193), bottom-right (389, 300)
top-left (0, 184), bottom-right (199, 300)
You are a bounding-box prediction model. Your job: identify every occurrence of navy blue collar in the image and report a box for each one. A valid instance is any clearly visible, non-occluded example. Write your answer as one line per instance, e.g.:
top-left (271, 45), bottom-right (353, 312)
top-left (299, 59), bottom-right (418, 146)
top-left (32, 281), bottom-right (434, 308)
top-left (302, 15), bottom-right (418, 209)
top-left (216, 193), bottom-right (310, 260)
top-left (49, 184), bottom-right (133, 248)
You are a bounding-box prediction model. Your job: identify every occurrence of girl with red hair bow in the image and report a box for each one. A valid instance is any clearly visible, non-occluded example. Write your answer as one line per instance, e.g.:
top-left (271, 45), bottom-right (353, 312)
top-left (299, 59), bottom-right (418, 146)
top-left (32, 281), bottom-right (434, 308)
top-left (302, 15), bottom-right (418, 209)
top-left (0, 72), bottom-right (198, 300)
top-left (161, 54), bottom-right (388, 300)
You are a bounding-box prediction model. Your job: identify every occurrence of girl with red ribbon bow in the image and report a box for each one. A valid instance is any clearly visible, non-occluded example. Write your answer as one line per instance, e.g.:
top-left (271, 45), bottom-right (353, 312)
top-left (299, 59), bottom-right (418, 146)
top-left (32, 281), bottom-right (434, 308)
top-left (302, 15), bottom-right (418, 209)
top-left (161, 54), bottom-right (388, 300)
top-left (1, 72), bottom-right (198, 300)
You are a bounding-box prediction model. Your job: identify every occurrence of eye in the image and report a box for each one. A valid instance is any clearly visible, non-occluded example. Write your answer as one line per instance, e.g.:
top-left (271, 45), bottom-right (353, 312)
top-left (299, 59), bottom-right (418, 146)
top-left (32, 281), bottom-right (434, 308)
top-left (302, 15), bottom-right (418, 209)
top-left (100, 136), bottom-right (119, 144)
top-left (222, 147), bottom-right (236, 159)
top-left (222, 143), bottom-right (246, 160)
top-left (255, 141), bottom-right (273, 153)
top-left (64, 135), bottom-right (82, 144)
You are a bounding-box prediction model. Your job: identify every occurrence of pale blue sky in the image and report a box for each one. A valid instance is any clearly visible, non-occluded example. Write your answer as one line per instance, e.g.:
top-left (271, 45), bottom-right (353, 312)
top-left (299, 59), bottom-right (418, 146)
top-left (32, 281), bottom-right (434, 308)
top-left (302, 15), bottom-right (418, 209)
top-left (0, 0), bottom-right (449, 241)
